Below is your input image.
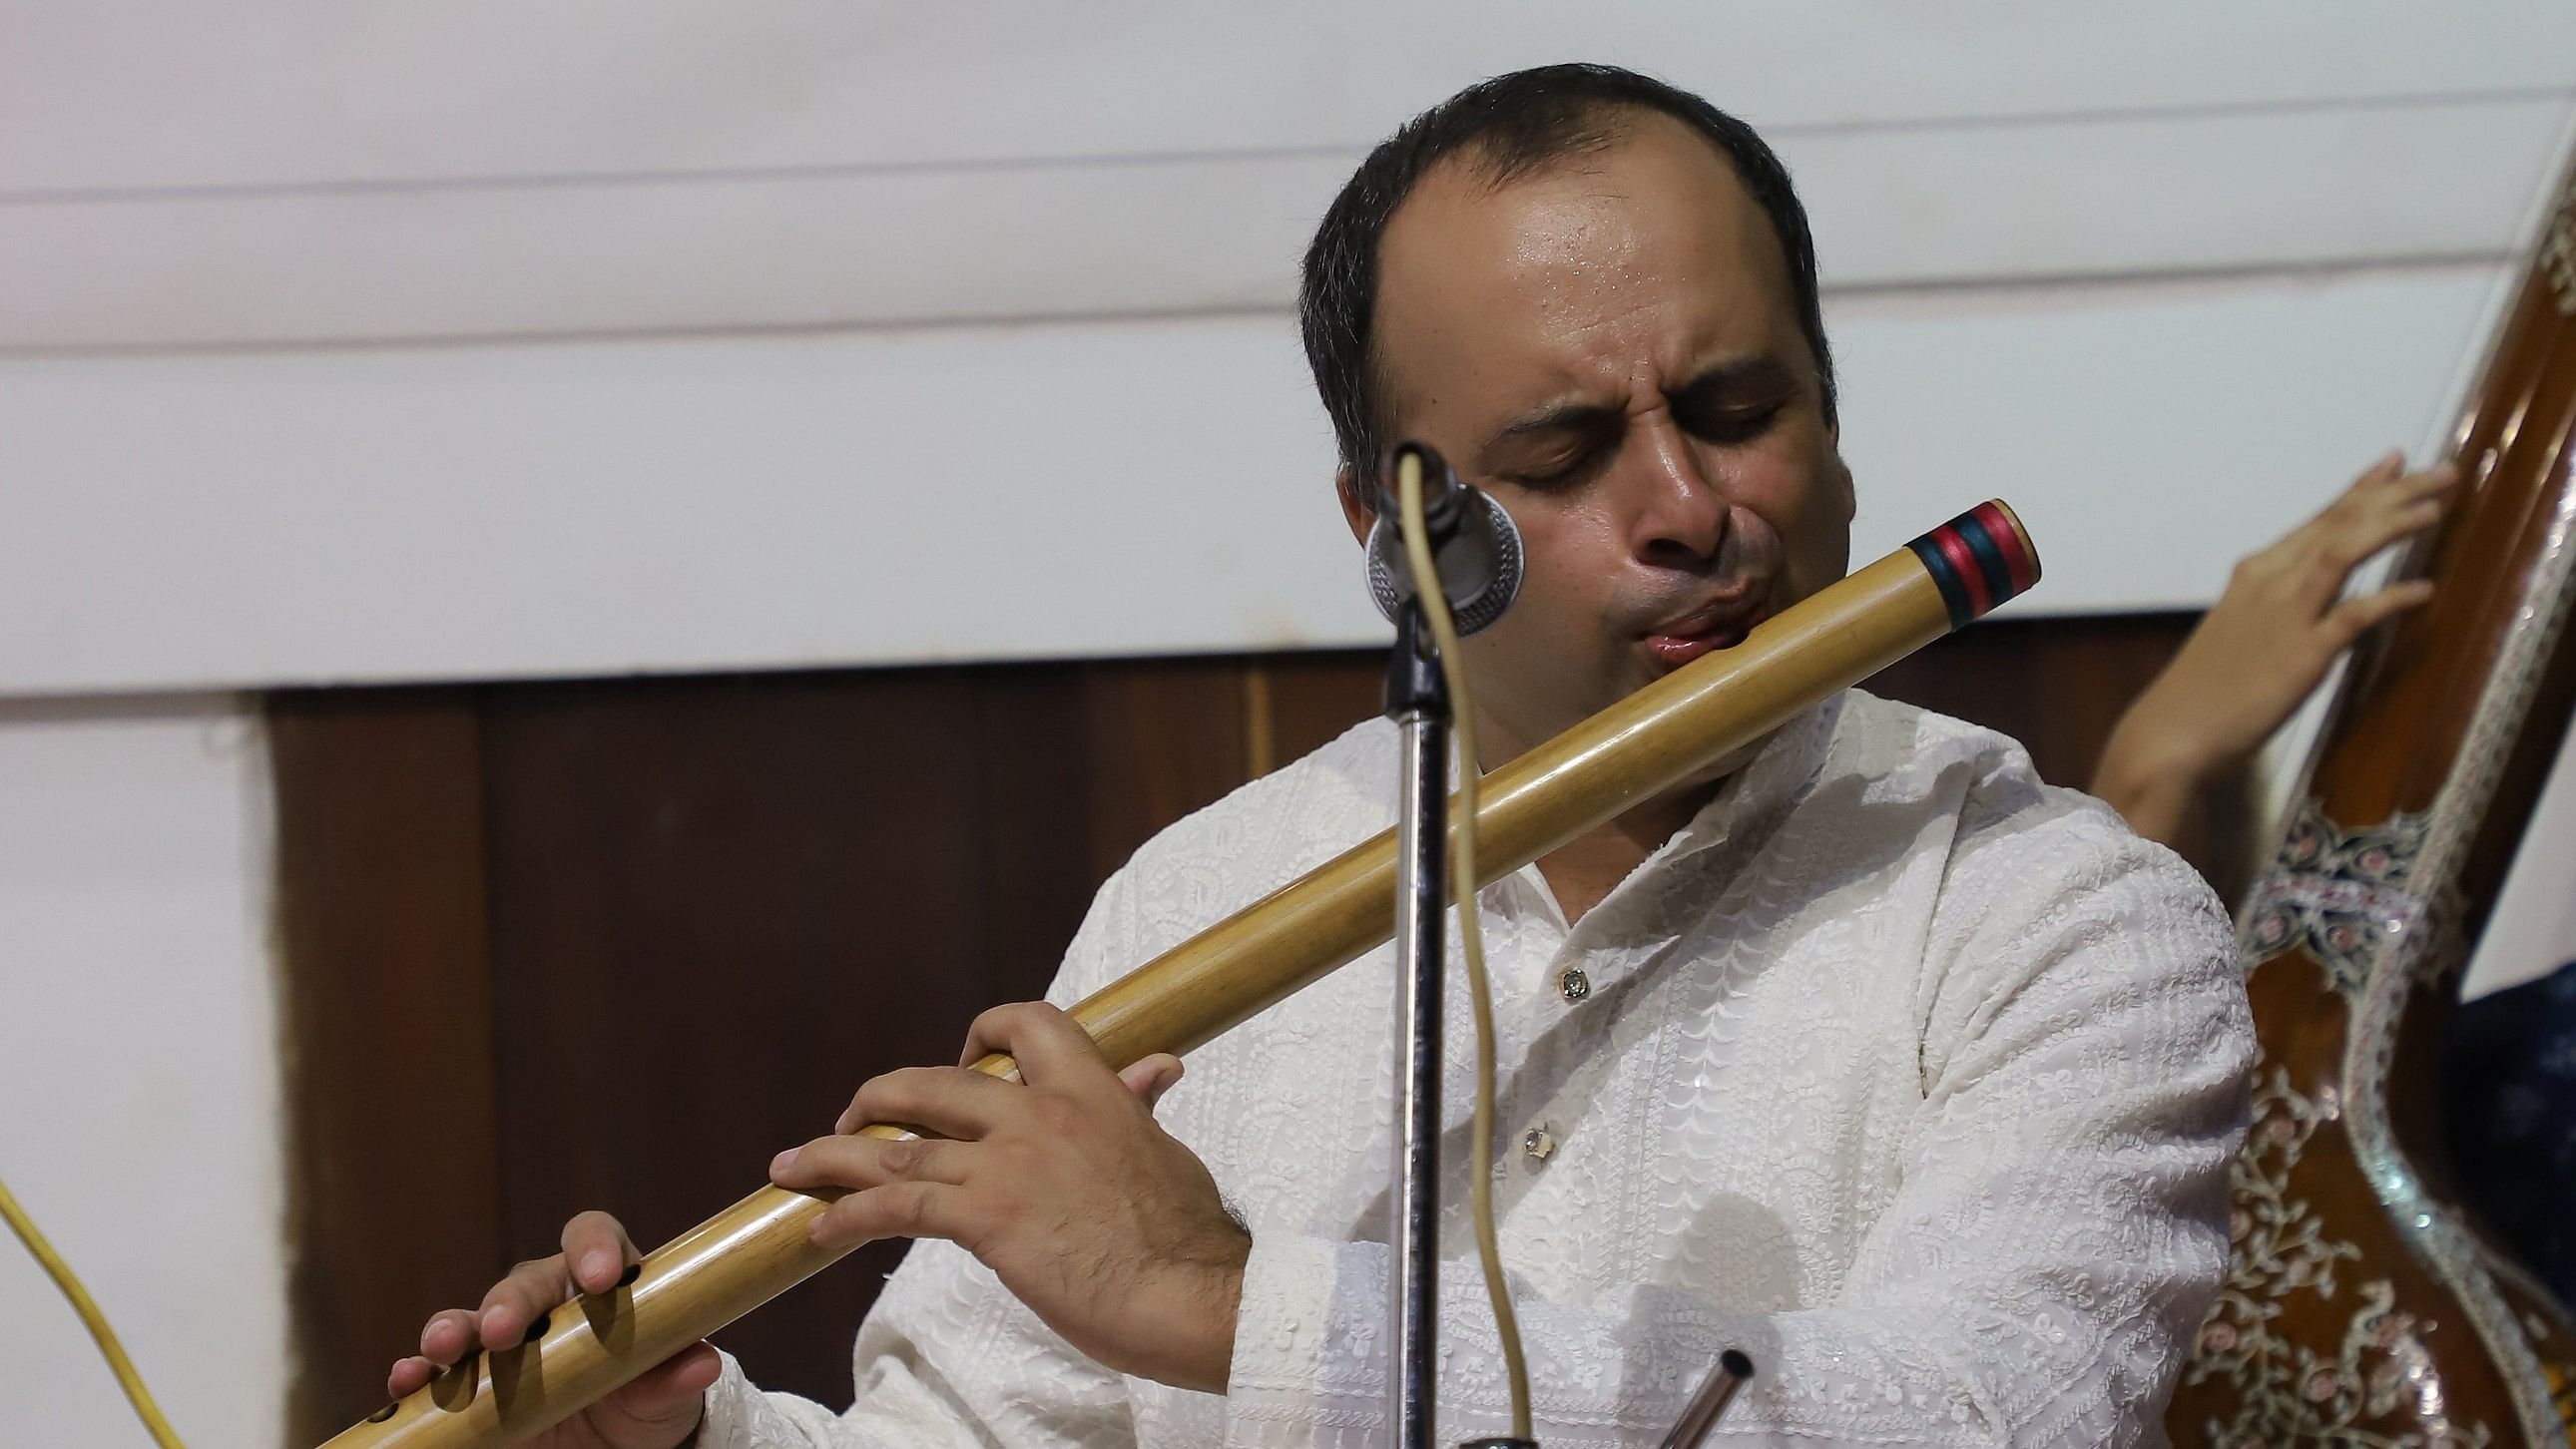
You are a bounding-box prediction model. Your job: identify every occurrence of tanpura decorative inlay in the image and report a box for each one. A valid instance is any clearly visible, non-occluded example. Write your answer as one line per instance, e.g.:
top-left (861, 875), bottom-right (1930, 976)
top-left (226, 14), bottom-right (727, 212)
top-left (2185, 1066), bottom-right (2494, 1449)
top-left (2242, 801), bottom-right (2431, 999)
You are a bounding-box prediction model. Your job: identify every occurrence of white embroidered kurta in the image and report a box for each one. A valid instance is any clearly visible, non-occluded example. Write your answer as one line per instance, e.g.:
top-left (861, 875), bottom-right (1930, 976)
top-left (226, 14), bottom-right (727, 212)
top-left (700, 691), bottom-right (2253, 1447)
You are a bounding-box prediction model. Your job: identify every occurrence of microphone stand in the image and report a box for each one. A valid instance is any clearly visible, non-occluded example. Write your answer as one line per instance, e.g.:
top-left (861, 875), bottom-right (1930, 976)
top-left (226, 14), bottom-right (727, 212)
top-left (1382, 596), bottom-right (1458, 1449)
top-left (1373, 447), bottom-right (1749, 1449)
top-left (1379, 461), bottom-right (1541, 1449)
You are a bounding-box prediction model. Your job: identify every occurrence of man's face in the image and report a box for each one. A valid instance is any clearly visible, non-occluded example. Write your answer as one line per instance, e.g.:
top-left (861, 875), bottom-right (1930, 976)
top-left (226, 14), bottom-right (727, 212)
top-left (1346, 113), bottom-right (1853, 763)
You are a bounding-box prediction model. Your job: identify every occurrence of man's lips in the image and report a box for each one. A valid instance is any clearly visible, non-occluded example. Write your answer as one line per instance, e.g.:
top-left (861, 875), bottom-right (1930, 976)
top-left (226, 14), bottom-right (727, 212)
top-left (1640, 587), bottom-right (1771, 668)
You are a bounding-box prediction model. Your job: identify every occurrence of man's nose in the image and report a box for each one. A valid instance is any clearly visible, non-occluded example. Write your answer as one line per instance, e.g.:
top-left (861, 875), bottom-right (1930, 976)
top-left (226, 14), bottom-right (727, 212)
top-left (1621, 418), bottom-right (1728, 565)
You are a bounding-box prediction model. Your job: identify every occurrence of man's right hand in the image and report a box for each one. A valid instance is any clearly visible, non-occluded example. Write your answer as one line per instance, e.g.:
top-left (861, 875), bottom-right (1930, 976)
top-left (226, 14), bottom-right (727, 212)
top-left (386, 1209), bottom-right (720, 1449)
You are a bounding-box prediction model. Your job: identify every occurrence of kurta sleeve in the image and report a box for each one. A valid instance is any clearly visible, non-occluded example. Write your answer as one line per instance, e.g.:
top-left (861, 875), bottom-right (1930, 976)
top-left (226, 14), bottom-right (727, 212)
top-left (1221, 817), bottom-right (2253, 1447)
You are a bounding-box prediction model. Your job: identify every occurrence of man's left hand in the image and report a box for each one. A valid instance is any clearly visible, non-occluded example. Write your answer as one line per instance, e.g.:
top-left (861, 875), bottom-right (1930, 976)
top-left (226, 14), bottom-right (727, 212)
top-left (770, 1002), bottom-right (1249, 1393)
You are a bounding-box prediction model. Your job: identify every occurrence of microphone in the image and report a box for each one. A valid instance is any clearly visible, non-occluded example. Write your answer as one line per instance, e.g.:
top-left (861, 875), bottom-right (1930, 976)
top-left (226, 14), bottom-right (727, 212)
top-left (1364, 443), bottom-right (1524, 637)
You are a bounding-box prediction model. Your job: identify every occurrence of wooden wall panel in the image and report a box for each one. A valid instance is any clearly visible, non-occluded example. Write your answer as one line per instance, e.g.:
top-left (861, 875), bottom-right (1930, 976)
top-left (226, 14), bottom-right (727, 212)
top-left (1254, 655), bottom-right (1387, 773)
top-left (1071, 659), bottom-right (1256, 882)
top-left (480, 671), bottom-right (1027, 1406)
top-left (471, 658), bottom-right (1266, 1405)
top-left (267, 689), bottom-right (502, 1445)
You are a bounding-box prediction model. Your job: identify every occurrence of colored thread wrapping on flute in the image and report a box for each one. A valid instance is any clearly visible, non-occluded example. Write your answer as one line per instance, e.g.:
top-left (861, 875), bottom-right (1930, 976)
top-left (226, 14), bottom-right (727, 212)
top-left (1907, 501), bottom-right (2040, 628)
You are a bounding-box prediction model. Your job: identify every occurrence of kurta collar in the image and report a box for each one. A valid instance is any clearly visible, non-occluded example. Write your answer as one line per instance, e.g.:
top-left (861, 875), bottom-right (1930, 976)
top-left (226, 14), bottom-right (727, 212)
top-left (1494, 692), bottom-right (1845, 940)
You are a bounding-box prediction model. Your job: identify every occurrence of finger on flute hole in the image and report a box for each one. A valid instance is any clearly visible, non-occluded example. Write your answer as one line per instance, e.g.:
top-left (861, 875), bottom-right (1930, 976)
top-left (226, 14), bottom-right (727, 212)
top-left (578, 1245), bottom-right (622, 1293)
top-left (479, 1295), bottom-right (540, 1350)
top-left (386, 1355), bottom-right (433, 1397)
top-left (419, 1307), bottom-right (473, 1362)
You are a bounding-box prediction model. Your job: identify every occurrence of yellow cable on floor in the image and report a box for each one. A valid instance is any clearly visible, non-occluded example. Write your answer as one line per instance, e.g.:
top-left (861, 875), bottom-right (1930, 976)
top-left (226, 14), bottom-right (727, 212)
top-left (0, 1173), bottom-right (188, 1448)
top-left (1395, 451), bottom-right (1536, 1441)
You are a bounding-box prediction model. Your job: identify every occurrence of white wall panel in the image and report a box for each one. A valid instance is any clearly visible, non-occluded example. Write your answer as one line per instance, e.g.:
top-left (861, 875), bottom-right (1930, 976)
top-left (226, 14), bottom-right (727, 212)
top-left (5, 5), bottom-right (2570, 348)
top-left (3, 6), bottom-right (2565, 698)
top-left (0, 264), bottom-right (2506, 696)
top-left (9, 4), bottom-right (2573, 187)
top-left (0, 697), bottom-right (282, 1447)
top-left (10, 96), bottom-right (2564, 350)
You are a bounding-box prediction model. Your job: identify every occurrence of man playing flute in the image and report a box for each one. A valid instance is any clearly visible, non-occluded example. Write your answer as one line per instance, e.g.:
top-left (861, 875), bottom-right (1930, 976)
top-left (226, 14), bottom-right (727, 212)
top-left (389, 64), bottom-right (2254, 1447)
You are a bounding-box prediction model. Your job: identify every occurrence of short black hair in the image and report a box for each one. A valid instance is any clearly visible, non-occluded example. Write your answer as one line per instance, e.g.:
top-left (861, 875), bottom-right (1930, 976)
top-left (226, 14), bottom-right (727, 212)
top-left (1298, 63), bottom-right (1836, 485)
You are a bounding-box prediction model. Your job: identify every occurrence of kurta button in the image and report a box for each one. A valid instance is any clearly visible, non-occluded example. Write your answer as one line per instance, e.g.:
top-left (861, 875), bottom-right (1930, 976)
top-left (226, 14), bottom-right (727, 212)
top-left (1522, 1124), bottom-right (1557, 1163)
top-left (1557, 967), bottom-right (1590, 1002)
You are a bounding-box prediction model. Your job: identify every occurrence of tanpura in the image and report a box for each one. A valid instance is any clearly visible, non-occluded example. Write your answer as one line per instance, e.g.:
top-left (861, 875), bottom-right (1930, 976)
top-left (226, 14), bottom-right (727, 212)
top-left (2169, 143), bottom-right (2576, 1448)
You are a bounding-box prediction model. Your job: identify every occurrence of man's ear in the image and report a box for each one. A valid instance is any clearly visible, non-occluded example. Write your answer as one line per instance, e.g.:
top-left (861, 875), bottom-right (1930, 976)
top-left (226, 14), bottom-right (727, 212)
top-left (1822, 435), bottom-right (1856, 524)
top-left (1334, 466), bottom-right (1375, 547)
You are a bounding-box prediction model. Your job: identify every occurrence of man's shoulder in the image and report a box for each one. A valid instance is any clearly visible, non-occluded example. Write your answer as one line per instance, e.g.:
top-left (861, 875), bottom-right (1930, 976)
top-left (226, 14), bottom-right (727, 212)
top-left (1822, 698), bottom-right (2245, 1100)
top-left (1834, 690), bottom-right (2131, 846)
top-left (1830, 690), bottom-right (2229, 946)
top-left (1110, 715), bottom-right (1399, 916)
top-left (1831, 689), bottom-right (2050, 805)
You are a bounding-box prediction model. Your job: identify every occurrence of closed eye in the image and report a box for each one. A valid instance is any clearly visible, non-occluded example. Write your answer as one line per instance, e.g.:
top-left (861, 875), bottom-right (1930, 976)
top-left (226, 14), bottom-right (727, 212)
top-left (1674, 400), bottom-right (1784, 446)
top-left (1669, 358), bottom-right (1800, 447)
top-left (1492, 409), bottom-right (1623, 492)
top-left (1510, 444), bottom-right (1612, 491)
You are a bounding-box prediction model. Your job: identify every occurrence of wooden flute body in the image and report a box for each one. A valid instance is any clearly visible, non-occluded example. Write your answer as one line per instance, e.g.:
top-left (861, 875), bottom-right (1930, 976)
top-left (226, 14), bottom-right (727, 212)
top-left (323, 501), bottom-right (2040, 1448)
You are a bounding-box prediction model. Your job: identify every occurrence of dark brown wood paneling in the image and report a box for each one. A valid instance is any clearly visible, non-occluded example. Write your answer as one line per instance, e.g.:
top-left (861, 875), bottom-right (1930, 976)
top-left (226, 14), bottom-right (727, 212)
top-left (471, 659), bottom-right (1263, 1406)
top-left (269, 689), bottom-right (502, 1445)
top-left (971, 664), bottom-right (1106, 1012)
top-left (1072, 658), bottom-right (1256, 881)
top-left (481, 671), bottom-right (992, 1407)
top-left (1259, 654), bottom-right (1386, 768)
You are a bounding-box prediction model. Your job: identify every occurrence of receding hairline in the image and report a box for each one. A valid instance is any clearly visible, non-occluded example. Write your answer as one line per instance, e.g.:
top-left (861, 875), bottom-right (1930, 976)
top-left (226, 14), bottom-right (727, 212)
top-left (1363, 106), bottom-right (1797, 436)
top-left (1444, 96), bottom-right (1638, 189)
top-left (1300, 63), bottom-right (1840, 483)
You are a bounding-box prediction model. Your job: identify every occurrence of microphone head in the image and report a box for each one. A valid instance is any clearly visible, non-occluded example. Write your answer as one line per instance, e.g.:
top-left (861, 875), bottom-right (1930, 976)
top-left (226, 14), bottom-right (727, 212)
top-left (1364, 481), bottom-right (1524, 637)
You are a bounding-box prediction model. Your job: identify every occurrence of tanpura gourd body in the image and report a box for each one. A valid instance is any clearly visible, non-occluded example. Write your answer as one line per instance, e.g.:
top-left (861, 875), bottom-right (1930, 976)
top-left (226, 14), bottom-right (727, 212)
top-left (2170, 153), bottom-right (2576, 1449)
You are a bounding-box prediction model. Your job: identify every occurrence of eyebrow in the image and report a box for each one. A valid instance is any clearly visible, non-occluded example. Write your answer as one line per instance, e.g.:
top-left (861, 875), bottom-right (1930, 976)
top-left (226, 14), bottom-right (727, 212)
top-left (1476, 355), bottom-right (1801, 461)
top-left (1479, 398), bottom-right (1621, 459)
top-left (1672, 354), bottom-right (1801, 402)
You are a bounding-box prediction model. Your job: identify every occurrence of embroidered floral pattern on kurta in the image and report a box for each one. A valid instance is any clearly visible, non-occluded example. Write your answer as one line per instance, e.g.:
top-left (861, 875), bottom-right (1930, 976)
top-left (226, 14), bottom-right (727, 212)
top-left (699, 692), bottom-right (2252, 1448)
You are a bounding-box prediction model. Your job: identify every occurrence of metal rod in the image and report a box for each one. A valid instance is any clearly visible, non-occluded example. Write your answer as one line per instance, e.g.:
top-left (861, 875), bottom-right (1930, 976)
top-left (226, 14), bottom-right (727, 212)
top-left (1658, 1349), bottom-right (1755, 1449)
top-left (1389, 632), bottom-right (1451, 1448)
